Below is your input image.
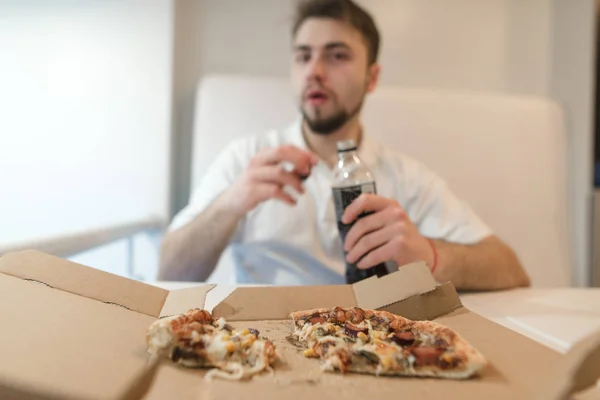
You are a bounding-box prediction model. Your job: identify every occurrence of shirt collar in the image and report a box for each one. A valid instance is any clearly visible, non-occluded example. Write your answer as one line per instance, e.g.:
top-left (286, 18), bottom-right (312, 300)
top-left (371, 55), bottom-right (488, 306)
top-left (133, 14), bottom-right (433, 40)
top-left (284, 118), bottom-right (380, 170)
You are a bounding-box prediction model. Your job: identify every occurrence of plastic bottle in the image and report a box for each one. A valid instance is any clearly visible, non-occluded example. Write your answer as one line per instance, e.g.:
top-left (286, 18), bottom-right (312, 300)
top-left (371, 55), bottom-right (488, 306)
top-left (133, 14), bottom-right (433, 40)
top-left (331, 139), bottom-right (389, 284)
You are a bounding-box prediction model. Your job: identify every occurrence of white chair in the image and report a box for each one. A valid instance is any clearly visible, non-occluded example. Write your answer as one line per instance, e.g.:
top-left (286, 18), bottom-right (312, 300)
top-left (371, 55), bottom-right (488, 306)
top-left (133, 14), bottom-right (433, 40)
top-left (190, 74), bottom-right (571, 287)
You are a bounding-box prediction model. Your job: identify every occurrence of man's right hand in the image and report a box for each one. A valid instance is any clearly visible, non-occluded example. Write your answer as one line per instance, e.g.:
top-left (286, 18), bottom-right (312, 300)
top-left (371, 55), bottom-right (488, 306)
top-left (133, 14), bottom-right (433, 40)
top-left (222, 145), bottom-right (319, 217)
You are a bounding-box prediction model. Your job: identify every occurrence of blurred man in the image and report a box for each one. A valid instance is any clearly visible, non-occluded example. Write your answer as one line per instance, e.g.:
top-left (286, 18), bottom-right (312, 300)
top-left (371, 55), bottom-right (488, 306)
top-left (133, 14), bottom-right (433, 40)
top-left (159, 0), bottom-right (530, 290)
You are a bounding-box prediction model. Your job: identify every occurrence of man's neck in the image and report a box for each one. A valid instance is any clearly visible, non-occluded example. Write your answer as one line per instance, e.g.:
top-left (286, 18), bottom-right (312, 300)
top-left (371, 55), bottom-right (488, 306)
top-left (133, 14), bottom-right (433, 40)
top-left (302, 117), bottom-right (362, 168)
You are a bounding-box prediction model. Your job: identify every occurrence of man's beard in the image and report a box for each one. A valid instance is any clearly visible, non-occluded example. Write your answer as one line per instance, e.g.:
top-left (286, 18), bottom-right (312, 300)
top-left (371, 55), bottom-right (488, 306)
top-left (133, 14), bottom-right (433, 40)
top-left (302, 100), bottom-right (364, 135)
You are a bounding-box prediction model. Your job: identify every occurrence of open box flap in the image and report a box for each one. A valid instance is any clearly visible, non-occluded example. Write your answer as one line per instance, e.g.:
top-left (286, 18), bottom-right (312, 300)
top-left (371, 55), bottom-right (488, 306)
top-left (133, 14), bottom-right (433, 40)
top-left (351, 261), bottom-right (438, 309)
top-left (212, 262), bottom-right (457, 321)
top-left (0, 272), bottom-right (157, 400)
top-left (212, 285), bottom-right (356, 320)
top-left (381, 282), bottom-right (462, 320)
top-left (159, 285), bottom-right (217, 317)
top-left (0, 250), bottom-right (168, 317)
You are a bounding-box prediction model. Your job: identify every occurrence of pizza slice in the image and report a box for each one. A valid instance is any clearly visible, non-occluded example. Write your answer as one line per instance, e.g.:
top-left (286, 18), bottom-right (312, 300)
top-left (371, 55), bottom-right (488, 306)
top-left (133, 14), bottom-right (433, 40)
top-left (290, 306), bottom-right (486, 379)
top-left (146, 308), bottom-right (277, 380)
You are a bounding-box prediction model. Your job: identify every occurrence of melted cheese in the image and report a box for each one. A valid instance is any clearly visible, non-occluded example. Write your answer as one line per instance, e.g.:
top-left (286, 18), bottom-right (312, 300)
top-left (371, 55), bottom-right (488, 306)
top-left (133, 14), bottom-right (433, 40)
top-left (201, 327), bottom-right (269, 373)
top-left (147, 326), bottom-right (174, 354)
top-left (190, 330), bottom-right (202, 343)
top-left (297, 322), bottom-right (324, 342)
top-left (215, 317), bottom-right (228, 330)
top-left (296, 318), bottom-right (422, 375)
top-left (205, 331), bottom-right (230, 362)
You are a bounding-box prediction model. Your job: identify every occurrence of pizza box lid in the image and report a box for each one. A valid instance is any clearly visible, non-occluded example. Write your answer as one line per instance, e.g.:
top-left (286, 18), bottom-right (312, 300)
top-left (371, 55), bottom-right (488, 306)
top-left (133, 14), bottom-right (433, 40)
top-left (0, 250), bottom-right (212, 400)
top-left (0, 250), bottom-right (599, 400)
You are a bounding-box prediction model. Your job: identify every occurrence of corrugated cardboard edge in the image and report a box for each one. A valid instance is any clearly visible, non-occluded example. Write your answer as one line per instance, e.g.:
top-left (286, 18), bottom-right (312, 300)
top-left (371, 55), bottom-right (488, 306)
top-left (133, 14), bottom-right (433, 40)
top-left (0, 250), bottom-right (168, 317)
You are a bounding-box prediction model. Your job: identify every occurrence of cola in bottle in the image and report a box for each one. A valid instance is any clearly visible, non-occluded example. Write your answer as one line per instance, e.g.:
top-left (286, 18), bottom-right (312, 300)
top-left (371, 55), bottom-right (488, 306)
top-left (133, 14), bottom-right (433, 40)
top-left (331, 139), bottom-right (389, 284)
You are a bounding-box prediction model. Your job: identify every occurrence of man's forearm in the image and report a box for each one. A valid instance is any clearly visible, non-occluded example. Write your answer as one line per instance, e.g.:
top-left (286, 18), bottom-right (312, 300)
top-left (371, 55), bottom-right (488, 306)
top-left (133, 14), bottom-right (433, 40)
top-left (158, 192), bottom-right (241, 282)
top-left (431, 235), bottom-right (530, 291)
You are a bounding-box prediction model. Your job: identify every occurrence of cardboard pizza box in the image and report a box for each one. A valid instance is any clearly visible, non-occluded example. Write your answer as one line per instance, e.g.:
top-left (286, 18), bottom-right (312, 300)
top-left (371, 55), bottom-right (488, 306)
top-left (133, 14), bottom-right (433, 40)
top-left (0, 250), bottom-right (598, 400)
top-left (0, 250), bottom-right (169, 400)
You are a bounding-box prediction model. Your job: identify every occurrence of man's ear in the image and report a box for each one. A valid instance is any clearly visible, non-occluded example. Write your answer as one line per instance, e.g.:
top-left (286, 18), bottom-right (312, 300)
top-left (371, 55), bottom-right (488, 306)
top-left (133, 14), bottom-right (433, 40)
top-left (366, 63), bottom-right (381, 93)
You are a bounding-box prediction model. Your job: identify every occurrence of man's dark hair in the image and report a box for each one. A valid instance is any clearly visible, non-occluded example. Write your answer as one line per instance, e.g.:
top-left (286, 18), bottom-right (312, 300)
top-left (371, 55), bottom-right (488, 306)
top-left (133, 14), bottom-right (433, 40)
top-left (292, 0), bottom-right (380, 65)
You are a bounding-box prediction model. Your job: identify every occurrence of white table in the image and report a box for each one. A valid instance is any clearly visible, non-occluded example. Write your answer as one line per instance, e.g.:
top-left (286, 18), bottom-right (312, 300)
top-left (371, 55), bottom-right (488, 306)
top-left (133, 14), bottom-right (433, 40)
top-left (150, 281), bottom-right (600, 355)
top-left (461, 288), bottom-right (600, 354)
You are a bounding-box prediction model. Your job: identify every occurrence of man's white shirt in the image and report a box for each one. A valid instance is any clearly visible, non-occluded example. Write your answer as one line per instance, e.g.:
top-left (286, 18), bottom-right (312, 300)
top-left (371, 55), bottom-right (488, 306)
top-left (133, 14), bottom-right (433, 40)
top-left (169, 120), bottom-right (492, 285)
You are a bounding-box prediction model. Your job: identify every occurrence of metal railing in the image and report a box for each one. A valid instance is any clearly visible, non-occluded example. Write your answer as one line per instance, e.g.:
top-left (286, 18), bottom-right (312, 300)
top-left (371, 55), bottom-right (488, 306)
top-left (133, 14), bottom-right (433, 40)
top-left (0, 217), bottom-right (166, 279)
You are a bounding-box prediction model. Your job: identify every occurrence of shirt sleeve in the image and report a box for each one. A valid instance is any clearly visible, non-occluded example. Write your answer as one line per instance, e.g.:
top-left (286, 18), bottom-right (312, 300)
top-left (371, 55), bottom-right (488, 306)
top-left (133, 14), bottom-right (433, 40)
top-left (168, 141), bottom-right (246, 236)
top-left (400, 157), bottom-right (493, 244)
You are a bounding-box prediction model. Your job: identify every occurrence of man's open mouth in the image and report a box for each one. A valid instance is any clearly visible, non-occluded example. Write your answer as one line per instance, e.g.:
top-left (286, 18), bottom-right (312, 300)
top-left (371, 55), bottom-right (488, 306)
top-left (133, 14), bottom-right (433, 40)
top-left (305, 89), bottom-right (329, 105)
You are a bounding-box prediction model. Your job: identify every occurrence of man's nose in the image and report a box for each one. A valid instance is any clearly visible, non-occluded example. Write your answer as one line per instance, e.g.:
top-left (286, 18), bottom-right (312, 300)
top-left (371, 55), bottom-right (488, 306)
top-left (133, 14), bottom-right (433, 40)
top-left (307, 58), bottom-right (325, 82)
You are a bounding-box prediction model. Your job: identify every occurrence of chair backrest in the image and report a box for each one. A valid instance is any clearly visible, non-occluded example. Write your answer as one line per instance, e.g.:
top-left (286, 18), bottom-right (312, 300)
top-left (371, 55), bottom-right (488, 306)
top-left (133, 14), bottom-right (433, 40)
top-left (191, 74), bottom-right (571, 287)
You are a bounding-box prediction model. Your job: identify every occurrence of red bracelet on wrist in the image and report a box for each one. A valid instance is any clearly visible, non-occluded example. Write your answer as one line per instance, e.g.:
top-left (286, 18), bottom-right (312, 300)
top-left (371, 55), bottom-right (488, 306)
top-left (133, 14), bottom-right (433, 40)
top-left (426, 238), bottom-right (438, 273)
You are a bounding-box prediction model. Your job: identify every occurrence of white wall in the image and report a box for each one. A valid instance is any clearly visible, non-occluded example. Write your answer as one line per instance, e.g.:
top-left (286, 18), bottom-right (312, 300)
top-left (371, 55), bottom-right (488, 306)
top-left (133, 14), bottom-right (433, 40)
top-left (0, 1), bottom-right (173, 257)
top-left (550, 0), bottom-right (596, 286)
top-left (357, 0), bottom-right (553, 94)
top-left (175, 0), bottom-right (553, 93)
top-left (172, 0), bottom-right (596, 286)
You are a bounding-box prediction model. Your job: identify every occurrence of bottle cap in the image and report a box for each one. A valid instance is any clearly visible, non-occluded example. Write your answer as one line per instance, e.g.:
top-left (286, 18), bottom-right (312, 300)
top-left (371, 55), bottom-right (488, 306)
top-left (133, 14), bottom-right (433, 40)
top-left (336, 139), bottom-right (357, 152)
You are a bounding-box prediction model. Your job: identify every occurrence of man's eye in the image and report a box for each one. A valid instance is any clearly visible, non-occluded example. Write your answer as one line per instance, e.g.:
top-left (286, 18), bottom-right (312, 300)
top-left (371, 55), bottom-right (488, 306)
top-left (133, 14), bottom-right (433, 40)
top-left (331, 52), bottom-right (350, 61)
top-left (296, 53), bottom-right (310, 63)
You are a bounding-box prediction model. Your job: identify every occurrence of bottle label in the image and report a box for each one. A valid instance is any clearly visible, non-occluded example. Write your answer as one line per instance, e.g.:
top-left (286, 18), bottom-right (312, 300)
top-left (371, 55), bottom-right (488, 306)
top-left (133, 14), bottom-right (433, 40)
top-left (332, 182), bottom-right (376, 221)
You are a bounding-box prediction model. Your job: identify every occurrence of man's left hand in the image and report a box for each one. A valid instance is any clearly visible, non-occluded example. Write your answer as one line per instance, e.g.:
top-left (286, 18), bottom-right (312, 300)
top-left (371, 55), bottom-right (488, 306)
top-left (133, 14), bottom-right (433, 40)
top-left (343, 194), bottom-right (435, 270)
